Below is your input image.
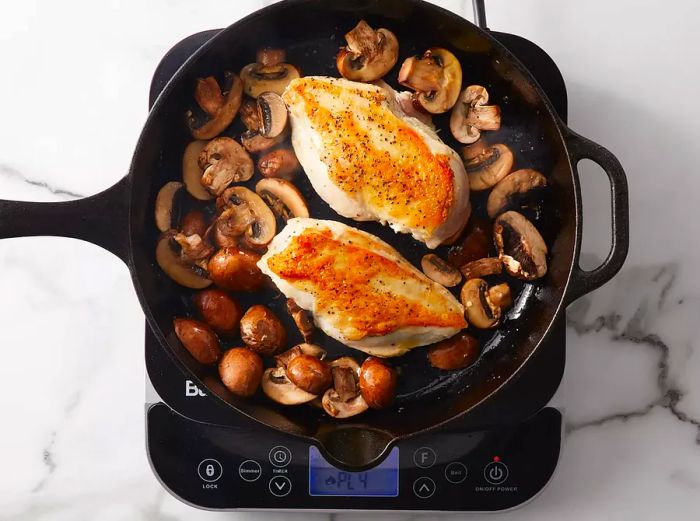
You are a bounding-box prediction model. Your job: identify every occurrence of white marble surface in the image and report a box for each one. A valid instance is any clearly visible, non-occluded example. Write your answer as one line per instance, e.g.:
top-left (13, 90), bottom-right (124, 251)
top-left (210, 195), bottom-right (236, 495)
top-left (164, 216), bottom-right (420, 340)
top-left (1, 0), bottom-right (699, 519)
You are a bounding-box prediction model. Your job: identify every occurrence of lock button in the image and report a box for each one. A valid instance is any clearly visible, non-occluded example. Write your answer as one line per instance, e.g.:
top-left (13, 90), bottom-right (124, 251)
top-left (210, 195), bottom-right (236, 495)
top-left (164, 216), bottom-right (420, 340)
top-left (198, 458), bottom-right (223, 482)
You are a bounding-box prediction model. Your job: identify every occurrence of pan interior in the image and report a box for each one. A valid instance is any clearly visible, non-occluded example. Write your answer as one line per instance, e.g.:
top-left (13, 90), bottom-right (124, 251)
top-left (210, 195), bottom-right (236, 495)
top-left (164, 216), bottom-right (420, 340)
top-left (129, 0), bottom-right (577, 438)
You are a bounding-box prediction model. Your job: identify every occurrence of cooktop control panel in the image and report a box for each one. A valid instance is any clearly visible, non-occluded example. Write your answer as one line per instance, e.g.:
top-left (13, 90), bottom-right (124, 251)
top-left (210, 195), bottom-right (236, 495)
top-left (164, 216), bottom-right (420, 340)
top-left (147, 404), bottom-right (560, 511)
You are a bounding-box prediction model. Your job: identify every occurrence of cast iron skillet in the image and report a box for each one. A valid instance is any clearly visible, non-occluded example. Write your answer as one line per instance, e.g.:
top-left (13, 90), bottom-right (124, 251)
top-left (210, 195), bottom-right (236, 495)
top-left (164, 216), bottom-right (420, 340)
top-left (0, 0), bottom-right (628, 469)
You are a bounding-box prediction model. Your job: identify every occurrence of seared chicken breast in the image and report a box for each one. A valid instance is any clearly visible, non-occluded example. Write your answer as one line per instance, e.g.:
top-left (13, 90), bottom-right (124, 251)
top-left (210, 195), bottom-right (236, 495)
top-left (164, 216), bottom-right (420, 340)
top-left (283, 77), bottom-right (470, 249)
top-left (258, 218), bottom-right (467, 357)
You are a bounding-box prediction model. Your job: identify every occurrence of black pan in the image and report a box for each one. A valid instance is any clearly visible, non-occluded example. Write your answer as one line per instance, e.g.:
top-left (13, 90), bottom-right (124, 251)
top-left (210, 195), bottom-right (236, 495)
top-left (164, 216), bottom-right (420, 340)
top-left (0, 0), bottom-right (628, 469)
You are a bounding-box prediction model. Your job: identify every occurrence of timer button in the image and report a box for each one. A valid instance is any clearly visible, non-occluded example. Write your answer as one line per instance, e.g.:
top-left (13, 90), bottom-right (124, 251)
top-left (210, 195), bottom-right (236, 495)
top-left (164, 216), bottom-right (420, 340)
top-left (413, 476), bottom-right (436, 499)
top-left (444, 461), bottom-right (468, 484)
top-left (269, 445), bottom-right (292, 467)
top-left (269, 475), bottom-right (292, 497)
top-left (413, 447), bottom-right (436, 468)
top-left (483, 461), bottom-right (509, 485)
top-left (197, 458), bottom-right (223, 482)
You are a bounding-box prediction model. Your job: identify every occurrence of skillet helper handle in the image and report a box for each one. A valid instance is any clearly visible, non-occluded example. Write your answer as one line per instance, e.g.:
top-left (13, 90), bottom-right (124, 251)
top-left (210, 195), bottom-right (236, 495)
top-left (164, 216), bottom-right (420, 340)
top-left (0, 176), bottom-right (131, 262)
top-left (564, 130), bottom-right (629, 304)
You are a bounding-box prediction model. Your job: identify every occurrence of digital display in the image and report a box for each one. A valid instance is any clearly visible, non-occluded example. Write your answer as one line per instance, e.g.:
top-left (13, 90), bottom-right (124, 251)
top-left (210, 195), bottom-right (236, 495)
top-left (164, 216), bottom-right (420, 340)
top-left (308, 446), bottom-right (399, 497)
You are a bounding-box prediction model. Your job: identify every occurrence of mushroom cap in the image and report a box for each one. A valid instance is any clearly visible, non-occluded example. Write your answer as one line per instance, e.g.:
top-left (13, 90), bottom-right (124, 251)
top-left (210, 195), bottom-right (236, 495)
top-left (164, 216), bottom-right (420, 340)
top-left (182, 140), bottom-right (213, 201)
top-left (275, 343), bottom-right (326, 367)
top-left (262, 367), bottom-right (318, 405)
top-left (173, 317), bottom-right (221, 365)
top-left (186, 72), bottom-right (243, 140)
top-left (239, 304), bottom-right (287, 356)
top-left (462, 143), bottom-right (514, 191)
top-left (198, 137), bottom-right (254, 195)
top-left (460, 278), bottom-right (501, 329)
top-left (240, 128), bottom-right (288, 153)
top-left (421, 253), bottom-right (462, 287)
top-left (493, 211), bottom-right (548, 281)
top-left (398, 47), bottom-right (462, 114)
top-left (336, 20), bottom-right (399, 82)
top-left (207, 247), bottom-right (264, 292)
top-left (155, 181), bottom-right (184, 233)
top-left (450, 85), bottom-right (501, 144)
top-left (155, 232), bottom-right (212, 289)
top-left (257, 148), bottom-right (300, 180)
top-left (217, 186), bottom-right (276, 246)
top-left (486, 168), bottom-right (548, 218)
top-left (359, 357), bottom-right (397, 409)
top-left (286, 354), bottom-right (333, 395)
top-left (255, 178), bottom-right (309, 221)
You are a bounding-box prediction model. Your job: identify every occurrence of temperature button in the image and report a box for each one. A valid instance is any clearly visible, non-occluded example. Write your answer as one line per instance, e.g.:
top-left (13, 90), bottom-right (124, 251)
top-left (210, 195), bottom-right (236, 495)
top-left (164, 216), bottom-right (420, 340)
top-left (197, 458), bottom-right (223, 482)
top-left (413, 477), bottom-right (436, 498)
top-left (483, 460), bottom-right (509, 485)
top-left (269, 475), bottom-right (292, 497)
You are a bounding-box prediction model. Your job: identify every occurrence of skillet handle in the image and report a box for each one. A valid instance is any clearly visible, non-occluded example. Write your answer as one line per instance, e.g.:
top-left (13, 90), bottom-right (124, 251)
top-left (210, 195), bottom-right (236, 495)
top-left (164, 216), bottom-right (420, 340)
top-left (564, 130), bottom-right (629, 304)
top-left (0, 176), bottom-right (130, 262)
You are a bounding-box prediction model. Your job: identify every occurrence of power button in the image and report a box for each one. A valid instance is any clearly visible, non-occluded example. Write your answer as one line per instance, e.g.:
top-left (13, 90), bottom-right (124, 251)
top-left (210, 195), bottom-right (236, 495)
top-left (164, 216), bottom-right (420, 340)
top-left (483, 460), bottom-right (509, 485)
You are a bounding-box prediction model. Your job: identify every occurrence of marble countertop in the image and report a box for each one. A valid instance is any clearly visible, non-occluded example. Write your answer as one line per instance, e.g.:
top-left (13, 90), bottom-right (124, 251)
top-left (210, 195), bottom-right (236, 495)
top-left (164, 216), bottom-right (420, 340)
top-left (1, 0), bottom-right (699, 519)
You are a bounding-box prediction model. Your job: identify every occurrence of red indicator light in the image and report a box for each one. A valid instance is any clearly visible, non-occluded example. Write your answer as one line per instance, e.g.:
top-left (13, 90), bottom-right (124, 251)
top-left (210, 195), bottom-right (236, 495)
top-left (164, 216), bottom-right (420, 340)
top-left (493, 456), bottom-right (500, 462)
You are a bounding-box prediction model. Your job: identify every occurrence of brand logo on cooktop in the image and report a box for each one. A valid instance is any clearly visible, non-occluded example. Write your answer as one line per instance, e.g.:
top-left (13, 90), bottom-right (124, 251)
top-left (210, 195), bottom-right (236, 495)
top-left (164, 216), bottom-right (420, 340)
top-left (185, 380), bottom-right (207, 397)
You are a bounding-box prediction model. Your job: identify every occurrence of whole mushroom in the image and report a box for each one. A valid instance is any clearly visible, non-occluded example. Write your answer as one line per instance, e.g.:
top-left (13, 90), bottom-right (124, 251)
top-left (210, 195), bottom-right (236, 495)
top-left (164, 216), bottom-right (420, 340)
top-left (428, 332), bottom-right (480, 370)
top-left (193, 288), bottom-right (243, 336)
top-left (359, 357), bottom-right (397, 409)
top-left (218, 347), bottom-right (263, 397)
top-left (336, 20), bottom-right (399, 82)
top-left (173, 317), bottom-right (221, 365)
top-left (450, 85), bottom-right (501, 144)
top-left (239, 305), bottom-right (287, 356)
top-left (207, 248), bottom-right (264, 292)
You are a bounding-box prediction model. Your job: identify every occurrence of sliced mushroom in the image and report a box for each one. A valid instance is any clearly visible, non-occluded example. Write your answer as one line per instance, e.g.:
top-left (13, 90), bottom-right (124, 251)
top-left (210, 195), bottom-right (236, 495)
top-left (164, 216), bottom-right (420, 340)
top-left (186, 72), bottom-right (243, 139)
top-left (336, 20), bottom-right (399, 82)
top-left (486, 169), bottom-right (548, 218)
top-left (217, 187), bottom-right (276, 246)
top-left (256, 179), bottom-right (309, 221)
top-left (257, 148), bottom-right (300, 180)
top-left (182, 140), bottom-right (213, 201)
top-left (240, 129), bottom-right (288, 153)
top-left (156, 232), bottom-right (212, 289)
top-left (240, 48), bottom-right (301, 98)
top-left (257, 92), bottom-right (288, 138)
top-left (494, 211), bottom-right (548, 281)
top-left (329, 357), bottom-right (361, 402)
top-left (421, 254), bottom-right (462, 287)
top-left (170, 232), bottom-right (214, 264)
top-left (198, 137), bottom-right (254, 196)
top-left (286, 298), bottom-right (315, 341)
top-left (155, 181), bottom-right (184, 232)
top-left (261, 366), bottom-right (317, 405)
top-left (461, 143), bottom-right (514, 191)
top-left (239, 97), bottom-right (261, 131)
top-left (398, 47), bottom-right (462, 114)
top-left (275, 343), bottom-right (326, 368)
top-left (322, 389), bottom-right (369, 419)
top-left (450, 85), bottom-right (501, 144)
top-left (459, 257), bottom-right (503, 279)
top-left (488, 282), bottom-right (513, 309)
top-left (207, 247), bottom-right (264, 291)
top-left (461, 278), bottom-right (501, 329)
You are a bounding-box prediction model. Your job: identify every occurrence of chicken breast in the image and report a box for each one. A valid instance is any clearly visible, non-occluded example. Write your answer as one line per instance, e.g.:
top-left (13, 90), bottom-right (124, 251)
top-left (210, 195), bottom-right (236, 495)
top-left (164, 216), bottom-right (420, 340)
top-left (283, 76), bottom-right (470, 249)
top-left (258, 218), bottom-right (467, 357)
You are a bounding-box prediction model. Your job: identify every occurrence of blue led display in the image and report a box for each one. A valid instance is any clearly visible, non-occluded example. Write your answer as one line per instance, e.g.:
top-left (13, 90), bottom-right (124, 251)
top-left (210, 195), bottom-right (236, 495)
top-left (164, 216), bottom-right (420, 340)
top-left (308, 446), bottom-right (399, 497)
